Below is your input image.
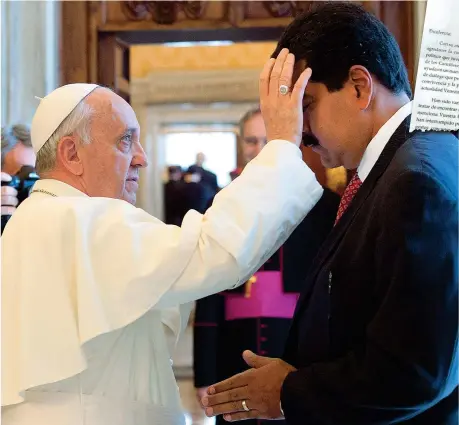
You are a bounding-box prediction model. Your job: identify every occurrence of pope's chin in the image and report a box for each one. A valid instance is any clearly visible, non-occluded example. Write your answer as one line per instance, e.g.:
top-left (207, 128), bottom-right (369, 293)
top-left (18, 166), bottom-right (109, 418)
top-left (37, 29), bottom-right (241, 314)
top-left (124, 180), bottom-right (139, 204)
top-left (123, 193), bottom-right (137, 205)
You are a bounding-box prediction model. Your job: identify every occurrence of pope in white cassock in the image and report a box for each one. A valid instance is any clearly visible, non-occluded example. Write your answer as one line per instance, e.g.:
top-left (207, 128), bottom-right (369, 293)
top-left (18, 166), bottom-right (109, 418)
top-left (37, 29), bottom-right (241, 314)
top-left (2, 51), bottom-right (317, 425)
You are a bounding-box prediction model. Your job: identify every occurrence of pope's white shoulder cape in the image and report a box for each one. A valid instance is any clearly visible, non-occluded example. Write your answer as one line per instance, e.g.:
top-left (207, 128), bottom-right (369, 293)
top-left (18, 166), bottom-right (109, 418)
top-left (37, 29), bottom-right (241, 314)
top-left (1, 140), bottom-right (323, 408)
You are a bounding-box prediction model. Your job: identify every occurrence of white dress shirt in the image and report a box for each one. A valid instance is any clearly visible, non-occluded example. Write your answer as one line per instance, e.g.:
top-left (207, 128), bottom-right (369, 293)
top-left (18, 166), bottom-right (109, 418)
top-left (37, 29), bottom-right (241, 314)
top-left (1, 140), bottom-right (322, 425)
top-left (357, 101), bottom-right (412, 182)
top-left (279, 100), bottom-right (413, 419)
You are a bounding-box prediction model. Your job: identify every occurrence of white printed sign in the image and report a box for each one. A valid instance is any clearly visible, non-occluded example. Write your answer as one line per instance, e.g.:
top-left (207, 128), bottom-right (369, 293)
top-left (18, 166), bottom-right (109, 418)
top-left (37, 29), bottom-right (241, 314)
top-left (410, 0), bottom-right (459, 132)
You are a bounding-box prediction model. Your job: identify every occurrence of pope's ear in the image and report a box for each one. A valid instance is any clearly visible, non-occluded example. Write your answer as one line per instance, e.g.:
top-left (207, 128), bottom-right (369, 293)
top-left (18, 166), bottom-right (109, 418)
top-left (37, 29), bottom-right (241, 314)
top-left (57, 136), bottom-right (84, 176)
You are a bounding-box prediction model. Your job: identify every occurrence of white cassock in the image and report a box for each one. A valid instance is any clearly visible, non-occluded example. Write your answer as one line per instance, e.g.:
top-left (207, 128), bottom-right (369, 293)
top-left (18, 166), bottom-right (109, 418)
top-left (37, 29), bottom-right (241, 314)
top-left (1, 140), bottom-right (323, 425)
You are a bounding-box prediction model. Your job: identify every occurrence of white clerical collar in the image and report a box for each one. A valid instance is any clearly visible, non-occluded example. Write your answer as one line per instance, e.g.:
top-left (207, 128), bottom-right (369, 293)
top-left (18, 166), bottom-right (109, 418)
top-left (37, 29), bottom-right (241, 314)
top-left (358, 101), bottom-right (412, 182)
top-left (31, 179), bottom-right (89, 198)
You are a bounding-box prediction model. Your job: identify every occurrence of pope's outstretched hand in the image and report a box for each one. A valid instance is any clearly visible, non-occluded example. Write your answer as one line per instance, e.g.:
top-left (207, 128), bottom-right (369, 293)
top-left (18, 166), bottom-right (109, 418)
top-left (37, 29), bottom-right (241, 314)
top-left (259, 48), bottom-right (312, 147)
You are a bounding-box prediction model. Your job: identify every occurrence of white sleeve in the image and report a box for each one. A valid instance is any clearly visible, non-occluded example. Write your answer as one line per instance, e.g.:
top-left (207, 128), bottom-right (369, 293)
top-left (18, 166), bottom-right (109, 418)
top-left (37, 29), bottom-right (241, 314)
top-left (158, 140), bottom-right (322, 305)
top-left (79, 140), bottom-right (322, 316)
top-left (1, 140), bottom-right (323, 406)
top-left (9, 140), bottom-right (322, 344)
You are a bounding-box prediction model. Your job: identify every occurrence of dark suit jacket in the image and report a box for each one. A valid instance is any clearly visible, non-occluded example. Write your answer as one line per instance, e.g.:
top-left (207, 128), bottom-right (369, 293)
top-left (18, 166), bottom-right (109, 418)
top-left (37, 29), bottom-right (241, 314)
top-left (187, 165), bottom-right (219, 194)
top-left (193, 188), bottom-right (340, 385)
top-left (164, 180), bottom-right (187, 226)
top-left (281, 119), bottom-right (459, 425)
top-left (164, 180), bottom-right (214, 225)
top-left (183, 181), bottom-right (214, 214)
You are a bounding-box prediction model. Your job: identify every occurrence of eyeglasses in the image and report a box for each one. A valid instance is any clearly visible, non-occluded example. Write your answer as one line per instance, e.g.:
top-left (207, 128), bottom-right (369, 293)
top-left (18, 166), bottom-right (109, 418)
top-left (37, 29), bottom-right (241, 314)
top-left (242, 137), bottom-right (267, 146)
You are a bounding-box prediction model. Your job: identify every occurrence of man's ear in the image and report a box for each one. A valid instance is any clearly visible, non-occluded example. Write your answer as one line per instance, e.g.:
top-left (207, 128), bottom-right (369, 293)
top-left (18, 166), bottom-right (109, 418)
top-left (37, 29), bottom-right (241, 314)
top-left (56, 136), bottom-right (83, 176)
top-left (348, 65), bottom-right (373, 110)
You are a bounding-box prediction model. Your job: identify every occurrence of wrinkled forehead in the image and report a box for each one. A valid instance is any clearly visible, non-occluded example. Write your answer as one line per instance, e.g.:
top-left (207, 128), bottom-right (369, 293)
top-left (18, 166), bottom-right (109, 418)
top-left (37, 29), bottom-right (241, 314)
top-left (112, 99), bottom-right (139, 128)
top-left (90, 89), bottom-right (140, 132)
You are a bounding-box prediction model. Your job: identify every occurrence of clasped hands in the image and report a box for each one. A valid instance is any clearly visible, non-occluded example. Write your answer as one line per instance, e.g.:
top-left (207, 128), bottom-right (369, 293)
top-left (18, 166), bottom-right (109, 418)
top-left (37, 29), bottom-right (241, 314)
top-left (201, 350), bottom-right (296, 422)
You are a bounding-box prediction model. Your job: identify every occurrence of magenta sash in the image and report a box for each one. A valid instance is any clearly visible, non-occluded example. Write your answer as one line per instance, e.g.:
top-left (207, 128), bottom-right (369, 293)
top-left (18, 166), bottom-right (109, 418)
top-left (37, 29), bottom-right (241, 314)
top-left (225, 271), bottom-right (299, 321)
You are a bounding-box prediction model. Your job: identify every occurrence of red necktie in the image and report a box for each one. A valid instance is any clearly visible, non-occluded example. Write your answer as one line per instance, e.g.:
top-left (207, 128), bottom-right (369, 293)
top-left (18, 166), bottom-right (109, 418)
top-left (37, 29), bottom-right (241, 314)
top-left (335, 172), bottom-right (362, 225)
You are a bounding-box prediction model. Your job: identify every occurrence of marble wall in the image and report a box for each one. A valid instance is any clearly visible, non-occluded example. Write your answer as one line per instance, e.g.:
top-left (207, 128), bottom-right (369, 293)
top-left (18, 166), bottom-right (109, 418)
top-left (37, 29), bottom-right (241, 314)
top-left (1, 0), bottom-right (59, 127)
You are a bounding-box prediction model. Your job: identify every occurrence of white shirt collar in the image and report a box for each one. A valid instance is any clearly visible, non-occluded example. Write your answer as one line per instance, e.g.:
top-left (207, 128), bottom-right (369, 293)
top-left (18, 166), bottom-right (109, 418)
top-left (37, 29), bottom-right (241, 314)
top-left (357, 101), bottom-right (412, 182)
top-left (31, 179), bottom-right (89, 197)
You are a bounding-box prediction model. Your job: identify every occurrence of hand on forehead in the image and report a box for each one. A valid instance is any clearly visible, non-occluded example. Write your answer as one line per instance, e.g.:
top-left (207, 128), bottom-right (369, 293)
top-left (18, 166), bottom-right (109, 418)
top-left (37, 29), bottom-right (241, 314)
top-left (292, 59), bottom-right (308, 85)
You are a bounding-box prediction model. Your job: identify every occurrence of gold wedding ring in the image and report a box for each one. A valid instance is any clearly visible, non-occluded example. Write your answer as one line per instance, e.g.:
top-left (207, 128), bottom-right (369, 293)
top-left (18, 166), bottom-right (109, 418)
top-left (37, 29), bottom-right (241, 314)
top-left (242, 400), bottom-right (250, 412)
top-left (279, 85), bottom-right (289, 95)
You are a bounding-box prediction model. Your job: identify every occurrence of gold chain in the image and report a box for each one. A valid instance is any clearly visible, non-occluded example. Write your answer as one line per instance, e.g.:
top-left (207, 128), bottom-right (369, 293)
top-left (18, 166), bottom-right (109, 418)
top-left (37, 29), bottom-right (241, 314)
top-left (30, 189), bottom-right (58, 197)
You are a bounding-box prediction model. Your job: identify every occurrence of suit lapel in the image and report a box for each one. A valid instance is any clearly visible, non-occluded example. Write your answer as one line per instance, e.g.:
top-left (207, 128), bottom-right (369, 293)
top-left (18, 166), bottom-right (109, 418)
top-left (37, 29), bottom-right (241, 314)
top-left (294, 117), bottom-right (412, 311)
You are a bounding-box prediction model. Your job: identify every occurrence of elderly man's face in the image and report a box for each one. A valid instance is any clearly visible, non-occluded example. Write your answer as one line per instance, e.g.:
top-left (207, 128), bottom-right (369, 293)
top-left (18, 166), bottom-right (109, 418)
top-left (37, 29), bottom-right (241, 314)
top-left (78, 89), bottom-right (147, 205)
top-left (3, 143), bottom-right (36, 175)
top-left (293, 60), bottom-right (372, 170)
top-left (241, 113), bottom-right (267, 164)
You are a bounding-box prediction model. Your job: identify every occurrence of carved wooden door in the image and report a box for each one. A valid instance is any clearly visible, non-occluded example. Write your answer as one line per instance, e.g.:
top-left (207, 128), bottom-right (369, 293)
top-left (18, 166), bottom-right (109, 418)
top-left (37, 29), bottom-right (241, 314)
top-left (60, 1), bottom-right (416, 192)
top-left (98, 34), bottom-right (131, 102)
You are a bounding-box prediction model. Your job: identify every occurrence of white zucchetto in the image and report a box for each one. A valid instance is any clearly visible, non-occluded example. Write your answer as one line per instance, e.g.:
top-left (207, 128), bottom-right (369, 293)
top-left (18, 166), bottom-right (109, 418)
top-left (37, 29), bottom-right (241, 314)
top-left (31, 84), bottom-right (99, 154)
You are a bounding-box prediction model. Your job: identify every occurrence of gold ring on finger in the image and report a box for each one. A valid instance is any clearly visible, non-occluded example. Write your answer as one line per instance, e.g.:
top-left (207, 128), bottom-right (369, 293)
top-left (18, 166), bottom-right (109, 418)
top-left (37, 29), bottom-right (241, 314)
top-left (242, 400), bottom-right (250, 412)
top-left (279, 85), bottom-right (289, 95)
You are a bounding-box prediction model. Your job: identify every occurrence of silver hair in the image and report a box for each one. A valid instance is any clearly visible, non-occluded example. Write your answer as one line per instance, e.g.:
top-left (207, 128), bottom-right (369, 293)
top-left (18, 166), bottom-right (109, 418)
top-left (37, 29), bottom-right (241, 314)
top-left (35, 100), bottom-right (94, 174)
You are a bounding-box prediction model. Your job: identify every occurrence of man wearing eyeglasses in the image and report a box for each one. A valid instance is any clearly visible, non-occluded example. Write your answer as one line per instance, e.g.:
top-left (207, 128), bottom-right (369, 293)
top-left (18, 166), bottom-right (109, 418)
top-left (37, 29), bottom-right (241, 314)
top-left (229, 108), bottom-right (266, 181)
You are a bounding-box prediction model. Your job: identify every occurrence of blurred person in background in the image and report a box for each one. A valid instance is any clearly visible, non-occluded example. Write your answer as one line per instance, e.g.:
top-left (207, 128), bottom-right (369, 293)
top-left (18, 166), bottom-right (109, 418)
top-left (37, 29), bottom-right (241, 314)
top-left (1, 125), bottom-right (38, 233)
top-left (164, 164), bottom-right (215, 226)
top-left (193, 107), bottom-right (340, 425)
top-left (187, 152), bottom-right (219, 195)
top-left (164, 165), bottom-right (187, 226)
top-left (182, 169), bottom-right (214, 215)
top-left (1, 124), bottom-right (36, 176)
top-left (229, 108), bottom-right (266, 180)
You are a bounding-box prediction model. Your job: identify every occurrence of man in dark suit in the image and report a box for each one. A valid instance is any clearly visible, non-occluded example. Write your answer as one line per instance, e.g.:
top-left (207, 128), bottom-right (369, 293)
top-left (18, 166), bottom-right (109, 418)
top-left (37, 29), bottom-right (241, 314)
top-left (164, 166), bottom-right (215, 225)
top-left (201, 3), bottom-right (458, 424)
top-left (193, 107), bottom-right (340, 425)
top-left (164, 165), bottom-right (187, 226)
top-left (187, 152), bottom-right (219, 195)
top-left (182, 170), bottom-right (214, 214)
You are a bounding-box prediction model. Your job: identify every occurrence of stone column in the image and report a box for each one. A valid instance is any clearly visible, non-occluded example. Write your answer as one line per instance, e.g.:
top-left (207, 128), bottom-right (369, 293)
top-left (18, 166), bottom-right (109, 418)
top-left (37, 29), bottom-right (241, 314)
top-left (1, 0), bottom-right (59, 127)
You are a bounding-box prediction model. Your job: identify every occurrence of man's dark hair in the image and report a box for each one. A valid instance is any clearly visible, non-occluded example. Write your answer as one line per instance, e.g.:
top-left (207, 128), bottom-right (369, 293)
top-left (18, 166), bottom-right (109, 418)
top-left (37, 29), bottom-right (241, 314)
top-left (273, 2), bottom-right (412, 98)
top-left (168, 165), bottom-right (182, 174)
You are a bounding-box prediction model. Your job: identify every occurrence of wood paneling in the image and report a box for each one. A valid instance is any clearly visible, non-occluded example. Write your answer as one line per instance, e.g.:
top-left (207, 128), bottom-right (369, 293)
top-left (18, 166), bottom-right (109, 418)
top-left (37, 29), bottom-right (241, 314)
top-left (60, 1), bottom-right (89, 85)
top-left (60, 0), bottom-right (418, 192)
top-left (114, 27), bottom-right (286, 45)
top-left (88, 1), bottom-right (105, 83)
top-left (98, 34), bottom-right (131, 100)
top-left (61, 1), bottom-right (417, 86)
top-left (97, 33), bottom-right (117, 89)
top-left (362, 1), bottom-right (415, 89)
top-left (381, 1), bottom-right (415, 88)
top-left (95, 1), bottom-right (311, 31)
